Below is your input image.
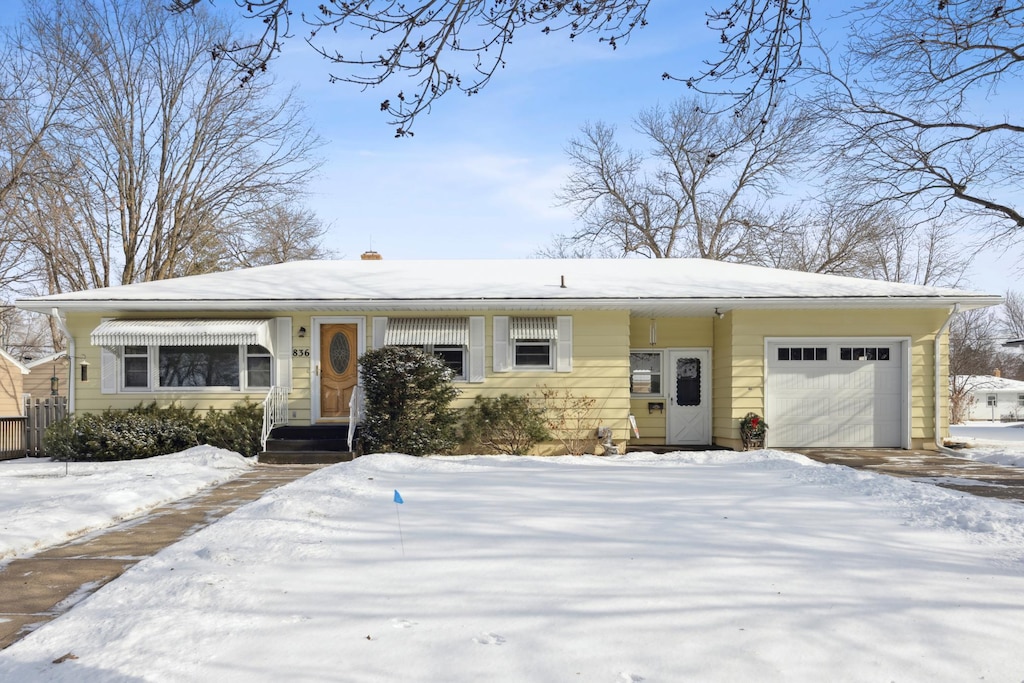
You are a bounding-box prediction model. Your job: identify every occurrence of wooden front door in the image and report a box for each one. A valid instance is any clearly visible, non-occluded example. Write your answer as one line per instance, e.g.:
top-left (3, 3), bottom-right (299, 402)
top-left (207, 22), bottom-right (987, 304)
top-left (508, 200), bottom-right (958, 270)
top-left (319, 324), bottom-right (358, 420)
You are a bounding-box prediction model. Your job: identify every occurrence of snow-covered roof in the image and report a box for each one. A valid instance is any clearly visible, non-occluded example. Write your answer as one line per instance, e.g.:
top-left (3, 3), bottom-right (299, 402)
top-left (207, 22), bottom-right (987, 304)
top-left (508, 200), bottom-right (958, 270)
top-left (959, 375), bottom-right (1024, 393)
top-left (15, 258), bottom-right (1002, 316)
top-left (1006, 338), bottom-right (1024, 348)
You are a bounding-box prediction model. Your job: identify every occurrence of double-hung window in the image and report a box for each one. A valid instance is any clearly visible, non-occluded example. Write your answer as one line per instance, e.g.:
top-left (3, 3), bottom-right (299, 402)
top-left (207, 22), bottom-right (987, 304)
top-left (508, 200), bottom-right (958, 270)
top-left (119, 344), bottom-right (272, 391)
top-left (629, 351), bottom-right (662, 395)
top-left (92, 318), bottom-right (289, 394)
top-left (374, 317), bottom-right (484, 383)
top-left (493, 316), bottom-right (572, 373)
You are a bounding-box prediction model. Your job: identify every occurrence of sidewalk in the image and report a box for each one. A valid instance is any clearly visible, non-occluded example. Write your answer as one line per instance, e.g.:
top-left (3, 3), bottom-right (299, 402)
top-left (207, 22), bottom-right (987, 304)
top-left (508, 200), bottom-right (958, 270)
top-left (0, 464), bottom-right (325, 650)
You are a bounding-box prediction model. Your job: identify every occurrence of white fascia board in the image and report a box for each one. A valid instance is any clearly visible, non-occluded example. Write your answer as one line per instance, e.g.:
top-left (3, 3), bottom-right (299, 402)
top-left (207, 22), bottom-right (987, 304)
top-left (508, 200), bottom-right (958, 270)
top-left (18, 294), bottom-right (1004, 316)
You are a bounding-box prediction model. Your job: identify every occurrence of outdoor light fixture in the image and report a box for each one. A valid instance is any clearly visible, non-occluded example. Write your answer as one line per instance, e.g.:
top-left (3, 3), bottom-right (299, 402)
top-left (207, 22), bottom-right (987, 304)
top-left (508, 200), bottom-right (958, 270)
top-left (714, 308), bottom-right (725, 319)
top-left (298, 326), bottom-right (307, 338)
top-left (80, 360), bottom-right (89, 383)
top-left (649, 320), bottom-right (657, 346)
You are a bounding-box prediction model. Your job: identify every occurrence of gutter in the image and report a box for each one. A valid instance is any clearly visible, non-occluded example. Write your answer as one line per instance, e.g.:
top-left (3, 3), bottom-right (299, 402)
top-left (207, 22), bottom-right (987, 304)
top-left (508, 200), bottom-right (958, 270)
top-left (934, 303), bottom-right (960, 450)
top-left (49, 308), bottom-right (75, 414)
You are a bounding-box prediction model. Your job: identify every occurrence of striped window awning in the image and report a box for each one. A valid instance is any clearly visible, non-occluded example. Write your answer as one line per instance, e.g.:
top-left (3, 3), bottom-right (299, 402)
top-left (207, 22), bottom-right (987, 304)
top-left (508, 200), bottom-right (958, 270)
top-left (385, 318), bottom-right (468, 346)
top-left (510, 317), bottom-right (558, 340)
top-left (91, 319), bottom-right (272, 348)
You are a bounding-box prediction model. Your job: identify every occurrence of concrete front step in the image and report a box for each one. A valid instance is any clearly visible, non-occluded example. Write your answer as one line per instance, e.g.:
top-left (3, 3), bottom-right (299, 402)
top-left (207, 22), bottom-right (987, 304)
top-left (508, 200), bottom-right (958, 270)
top-left (264, 438), bottom-right (350, 452)
top-left (258, 451), bottom-right (357, 465)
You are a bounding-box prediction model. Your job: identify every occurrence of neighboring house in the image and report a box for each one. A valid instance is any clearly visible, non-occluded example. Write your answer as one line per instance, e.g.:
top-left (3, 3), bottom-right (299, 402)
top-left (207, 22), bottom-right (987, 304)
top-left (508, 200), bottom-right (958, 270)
top-left (23, 352), bottom-right (70, 400)
top-left (959, 375), bottom-right (1024, 422)
top-left (15, 257), bottom-right (1002, 452)
top-left (0, 349), bottom-right (30, 416)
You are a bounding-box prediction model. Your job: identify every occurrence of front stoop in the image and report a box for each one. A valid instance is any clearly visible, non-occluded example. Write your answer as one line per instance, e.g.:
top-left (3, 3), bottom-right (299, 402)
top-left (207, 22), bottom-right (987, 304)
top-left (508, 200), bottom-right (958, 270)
top-left (260, 425), bottom-right (359, 465)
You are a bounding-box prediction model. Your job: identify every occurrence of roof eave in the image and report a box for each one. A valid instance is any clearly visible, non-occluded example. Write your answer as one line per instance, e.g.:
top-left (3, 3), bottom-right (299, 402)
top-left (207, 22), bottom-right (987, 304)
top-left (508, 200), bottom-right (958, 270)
top-left (16, 294), bottom-right (1004, 315)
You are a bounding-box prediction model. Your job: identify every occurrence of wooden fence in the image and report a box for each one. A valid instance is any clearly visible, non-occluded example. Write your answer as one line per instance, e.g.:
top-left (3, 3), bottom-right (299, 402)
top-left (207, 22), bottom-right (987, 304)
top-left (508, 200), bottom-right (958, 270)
top-left (0, 396), bottom-right (68, 460)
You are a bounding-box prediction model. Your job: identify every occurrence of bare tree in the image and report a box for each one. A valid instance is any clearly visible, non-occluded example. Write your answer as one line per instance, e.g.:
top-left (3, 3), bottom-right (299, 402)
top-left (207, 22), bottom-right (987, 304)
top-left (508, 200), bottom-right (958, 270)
top-left (557, 97), bottom-right (816, 260)
top-left (948, 307), bottom-right (1001, 423)
top-left (224, 203), bottom-right (336, 268)
top-left (171, 0), bottom-right (652, 136)
top-left (1003, 291), bottom-right (1024, 340)
top-left (676, 2), bottom-right (1024, 247)
top-left (4, 0), bottom-right (322, 297)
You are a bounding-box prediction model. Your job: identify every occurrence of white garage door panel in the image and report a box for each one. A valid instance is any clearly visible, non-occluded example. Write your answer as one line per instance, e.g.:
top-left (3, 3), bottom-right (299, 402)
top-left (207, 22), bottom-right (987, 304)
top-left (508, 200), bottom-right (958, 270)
top-left (767, 341), bottom-right (904, 448)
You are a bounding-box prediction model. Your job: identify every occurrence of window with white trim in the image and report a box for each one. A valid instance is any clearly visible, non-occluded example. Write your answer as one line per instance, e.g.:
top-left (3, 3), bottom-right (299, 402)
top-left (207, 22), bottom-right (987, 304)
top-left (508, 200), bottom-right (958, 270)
top-left (373, 316), bottom-right (484, 383)
top-left (514, 339), bottom-right (553, 369)
top-left (629, 351), bottom-right (662, 395)
top-left (1018, 394), bottom-right (1024, 408)
top-left (119, 344), bottom-right (272, 391)
top-left (123, 346), bottom-right (150, 389)
top-left (987, 394), bottom-right (998, 407)
top-left (493, 316), bottom-right (571, 372)
top-left (396, 343), bottom-right (467, 380)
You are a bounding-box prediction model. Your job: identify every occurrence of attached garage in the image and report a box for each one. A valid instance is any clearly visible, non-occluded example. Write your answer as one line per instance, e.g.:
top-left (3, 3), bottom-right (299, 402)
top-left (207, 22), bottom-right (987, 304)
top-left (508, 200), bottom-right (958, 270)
top-left (765, 339), bottom-right (908, 448)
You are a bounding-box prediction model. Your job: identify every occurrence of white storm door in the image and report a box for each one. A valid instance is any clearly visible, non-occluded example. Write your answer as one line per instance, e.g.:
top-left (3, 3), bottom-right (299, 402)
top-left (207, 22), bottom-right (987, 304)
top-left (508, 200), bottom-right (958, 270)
top-left (667, 349), bottom-right (711, 445)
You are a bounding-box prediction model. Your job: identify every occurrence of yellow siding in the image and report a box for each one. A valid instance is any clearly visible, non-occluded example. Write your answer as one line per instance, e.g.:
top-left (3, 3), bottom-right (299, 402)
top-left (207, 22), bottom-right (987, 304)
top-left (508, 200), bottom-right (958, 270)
top-left (24, 359), bottom-right (71, 399)
top-left (63, 306), bottom-right (956, 452)
top-left (65, 309), bottom-right (632, 454)
top-left (0, 358), bottom-right (24, 416)
top-left (718, 308), bottom-right (952, 450)
top-left (627, 316), bottom-right (715, 444)
top-left (66, 312), bottom-right (279, 415)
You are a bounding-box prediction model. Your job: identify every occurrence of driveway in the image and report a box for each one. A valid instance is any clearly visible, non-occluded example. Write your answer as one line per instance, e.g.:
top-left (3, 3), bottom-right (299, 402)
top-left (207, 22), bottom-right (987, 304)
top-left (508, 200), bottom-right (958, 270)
top-left (789, 448), bottom-right (1024, 503)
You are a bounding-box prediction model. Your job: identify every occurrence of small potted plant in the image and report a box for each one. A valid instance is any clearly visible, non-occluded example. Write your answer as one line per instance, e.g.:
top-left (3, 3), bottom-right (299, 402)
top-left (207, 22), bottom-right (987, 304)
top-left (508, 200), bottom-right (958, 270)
top-left (740, 412), bottom-right (767, 450)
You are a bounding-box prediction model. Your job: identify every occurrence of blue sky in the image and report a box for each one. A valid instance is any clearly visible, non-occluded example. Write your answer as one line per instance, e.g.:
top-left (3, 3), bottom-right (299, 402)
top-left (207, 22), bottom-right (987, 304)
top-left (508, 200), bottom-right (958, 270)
top-left (5, 1), bottom-right (1020, 296)
top-left (267, 2), bottom-right (712, 262)
top-left (262, 3), bottom-right (1021, 296)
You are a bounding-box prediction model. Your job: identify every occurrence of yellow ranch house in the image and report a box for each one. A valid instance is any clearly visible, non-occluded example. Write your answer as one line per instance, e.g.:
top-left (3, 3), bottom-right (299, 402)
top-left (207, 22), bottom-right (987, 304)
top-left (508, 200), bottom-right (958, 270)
top-left (15, 257), bottom-right (1001, 457)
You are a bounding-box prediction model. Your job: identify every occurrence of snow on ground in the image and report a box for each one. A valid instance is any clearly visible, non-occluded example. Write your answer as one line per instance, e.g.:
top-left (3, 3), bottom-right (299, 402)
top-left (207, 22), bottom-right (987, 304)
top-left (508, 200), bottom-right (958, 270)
top-left (3, 449), bottom-right (1024, 682)
top-left (0, 447), bottom-right (253, 562)
top-left (950, 422), bottom-right (1024, 466)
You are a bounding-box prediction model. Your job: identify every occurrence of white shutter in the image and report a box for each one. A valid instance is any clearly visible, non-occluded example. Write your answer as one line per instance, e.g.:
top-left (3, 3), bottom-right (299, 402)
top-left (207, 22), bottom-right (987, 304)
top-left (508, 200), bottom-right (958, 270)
top-left (100, 346), bottom-right (118, 394)
top-left (493, 316), bottom-right (510, 372)
top-left (372, 317), bottom-right (388, 349)
top-left (274, 317), bottom-right (292, 389)
top-left (469, 316), bottom-right (485, 383)
top-left (556, 316), bottom-right (573, 373)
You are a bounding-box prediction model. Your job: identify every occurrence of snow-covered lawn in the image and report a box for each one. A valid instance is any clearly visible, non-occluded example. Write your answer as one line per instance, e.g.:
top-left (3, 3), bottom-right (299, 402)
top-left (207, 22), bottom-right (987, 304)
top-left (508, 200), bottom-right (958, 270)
top-left (0, 446), bottom-right (253, 562)
top-left (3, 449), bottom-right (1024, 682)
top-left (950, 421), bottom-right (1024, 466)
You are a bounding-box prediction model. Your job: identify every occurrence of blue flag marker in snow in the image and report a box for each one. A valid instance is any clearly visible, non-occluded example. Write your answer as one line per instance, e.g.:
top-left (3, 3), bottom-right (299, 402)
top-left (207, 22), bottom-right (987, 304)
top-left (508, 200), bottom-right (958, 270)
top-left (393, 490), bottom-right (406, 556)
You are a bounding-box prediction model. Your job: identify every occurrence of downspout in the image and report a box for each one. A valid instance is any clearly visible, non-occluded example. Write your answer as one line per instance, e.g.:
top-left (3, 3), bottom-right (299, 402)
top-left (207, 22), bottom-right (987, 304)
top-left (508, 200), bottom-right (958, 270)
top-left (50, 308), bottom-right (75, 414)
top-left (934, 303), bottom-right (960, 450)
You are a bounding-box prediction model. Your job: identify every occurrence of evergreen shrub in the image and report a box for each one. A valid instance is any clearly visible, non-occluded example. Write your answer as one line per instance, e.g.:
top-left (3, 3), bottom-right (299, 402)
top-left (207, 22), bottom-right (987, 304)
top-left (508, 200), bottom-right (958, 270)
top-left (44, 401), bottom-right (265, 461)
top-left (460, 394), bottom-right (549, 455)
top-left (358, 346), bottom-right (460, 456)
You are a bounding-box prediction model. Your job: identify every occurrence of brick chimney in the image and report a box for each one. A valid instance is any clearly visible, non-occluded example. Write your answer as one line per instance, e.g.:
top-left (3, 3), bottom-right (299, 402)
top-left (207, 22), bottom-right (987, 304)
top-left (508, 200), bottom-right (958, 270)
top-left (360, 250), bottom-right (382, 261)
top-left (994, 368), bottom-right (1002, 378)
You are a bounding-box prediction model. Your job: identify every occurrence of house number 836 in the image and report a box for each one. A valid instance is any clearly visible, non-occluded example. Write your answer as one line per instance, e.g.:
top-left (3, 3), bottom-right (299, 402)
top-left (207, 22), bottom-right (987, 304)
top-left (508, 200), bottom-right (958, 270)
top-left (292, 348), bottom-right (310, 357)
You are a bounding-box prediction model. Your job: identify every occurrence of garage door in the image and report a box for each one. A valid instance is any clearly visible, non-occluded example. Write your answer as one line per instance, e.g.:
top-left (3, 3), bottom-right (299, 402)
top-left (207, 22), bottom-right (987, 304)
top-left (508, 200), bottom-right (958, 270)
top-left (766, 340), bottom-right (904, 447)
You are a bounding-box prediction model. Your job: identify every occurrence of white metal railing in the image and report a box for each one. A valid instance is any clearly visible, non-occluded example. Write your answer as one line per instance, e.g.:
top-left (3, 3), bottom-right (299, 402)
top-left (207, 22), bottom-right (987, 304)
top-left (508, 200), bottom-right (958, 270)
top-left (260, 385), bottom-right (290, 451)
top-left (347, 384), bottom-right (364, 452)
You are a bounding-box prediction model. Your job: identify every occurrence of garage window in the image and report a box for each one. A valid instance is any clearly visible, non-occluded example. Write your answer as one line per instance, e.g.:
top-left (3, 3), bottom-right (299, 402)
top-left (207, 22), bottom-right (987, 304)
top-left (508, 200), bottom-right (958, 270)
top-left (840, 346), bottom-right (890, 361)
top-left (987, 394), bottom-right (998, 407)
top-left (777, 347), bottom-right (827, 361)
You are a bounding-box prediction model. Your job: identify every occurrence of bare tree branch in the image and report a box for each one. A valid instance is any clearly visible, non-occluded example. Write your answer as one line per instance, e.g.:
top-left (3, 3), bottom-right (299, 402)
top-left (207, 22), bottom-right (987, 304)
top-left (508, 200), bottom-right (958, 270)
top-left (170, 0), bottom-right (651, 136)
top-left (557, 96), bottom-right (816, 260)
